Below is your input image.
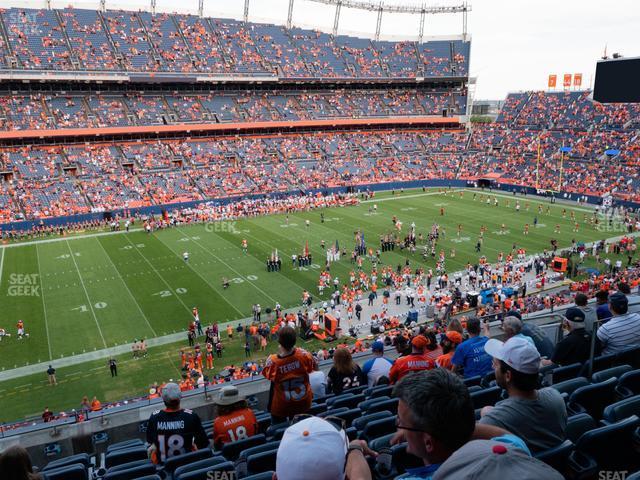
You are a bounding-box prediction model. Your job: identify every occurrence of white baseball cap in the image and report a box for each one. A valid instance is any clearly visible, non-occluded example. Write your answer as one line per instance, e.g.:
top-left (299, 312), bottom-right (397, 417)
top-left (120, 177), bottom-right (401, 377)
top-left (276, 417), bottom-right (348, 480)
top-left (484, 337), bottom-right (541, 374)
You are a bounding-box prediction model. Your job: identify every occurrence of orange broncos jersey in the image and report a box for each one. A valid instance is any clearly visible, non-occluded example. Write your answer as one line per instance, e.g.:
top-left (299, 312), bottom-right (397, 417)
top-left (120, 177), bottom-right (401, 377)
top-left (213, 408), bottom-right (258, 449)
top-left (262, 348), bottom-right (316, 418)
top-left (388, 353), bottom-right (434, 384)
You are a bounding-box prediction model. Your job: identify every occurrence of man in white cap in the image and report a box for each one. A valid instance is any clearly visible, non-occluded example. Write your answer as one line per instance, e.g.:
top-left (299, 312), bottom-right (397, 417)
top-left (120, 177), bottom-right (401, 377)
top-left (146, 382), bottom-right (209, 464)
top-left (480, 337), bottom-right (567, 453)
top-left (274, 416), bottom-right (374, 480)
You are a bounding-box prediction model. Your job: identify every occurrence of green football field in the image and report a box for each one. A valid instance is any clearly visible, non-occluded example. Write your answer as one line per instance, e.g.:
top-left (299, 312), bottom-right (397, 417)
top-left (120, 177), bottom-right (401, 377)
top-left (0, 188), bottom-right (625, 421)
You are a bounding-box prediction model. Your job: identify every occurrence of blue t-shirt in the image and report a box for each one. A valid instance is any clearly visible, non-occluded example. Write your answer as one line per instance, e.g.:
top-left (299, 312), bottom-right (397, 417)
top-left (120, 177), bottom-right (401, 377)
top-left (451, 335), bottom-right (493, 378)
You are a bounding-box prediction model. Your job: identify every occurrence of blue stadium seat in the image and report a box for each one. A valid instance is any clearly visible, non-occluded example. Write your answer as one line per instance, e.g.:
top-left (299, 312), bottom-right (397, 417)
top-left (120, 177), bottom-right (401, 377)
top-left (462, 375), bottom-right (482, 387)
top-left (332, 394), bottom-right (366, 410)
top-left (343, 385), bottom-right (368, 396)
top-left (626, 472), bottom-right (640, 480)
top-left (172, 456), bottom-right (227, 479)
top-left (470, 386), bottom-right (501, 410)
top-left (565, 413), bottom-right (597, 443)
top-left (548, 362), bottom-right (582, 384)
top-left (130, 476), bottom-right (161, 480)
top-left (307, 403), bottom-right (328, 416)
top-left (533, 439), bottom-right (573, 472)
top-left (365, 385), bottom-right (393, 399)
top-left (591, 364), bottom-right (633, 383)
top-left (550, 377), bottom-right (589, 396)
top-left (365, 398), bottom-right (398, 414)
top-left (175, 461), bottom-right (235, 480)
top-left (568, 415), bottom-right (640, 474)
top-left (602, 395), bottom-right (640, 424)
top-left (107, 439), bottom-right (145, 454)
top-left (162, 449), bottom-right (213, 476)
top-left (616, 369), bottom-right (640, 398)
top-left (319, 407), bottom-right (349, 417)
top-left (256, 415), bottom-right (272, 434)
top-left (244, 473), bottom-right (275, 480)
top-left (480, 371), bottom-right (496, 388)
top-left (568, 377), bottom-right (617, 419)
top-left (579, 353), bottom-right (617, 378)
top-left (221, 434), bottom-right (266, 461)
top-left (42, 464), bottom-right (88, 480)
top-left (106, 459), bottom-right (151, 473)
top-left (369, 432), bottom-right (395, 451)
top-left (358, 396), bottom-right (390, 411)
top-left (390, 443), bottom-right (423, 474)
top-left (43, 453), bottom-right (91, 471)
top-left (326, 393), bottom-right (354, 408)
top-left (352, 411), bottom-right (392, 432)
top-left (104, 463), bottom-right (156, 480)
top-left (312, 393), bottom-right (335, 404)
top-left (246, 449), bottom-right (278, 476)
top-left (105, 446), bottom-right (149, 469)
top-left (330, 408), bottom-right (363, 427)
top-left (617, 345), bottom-right (640, 369)
top-left (358, 416), bottom-right (396, 442)
top-left (238, 440), bottom-right (281, 461)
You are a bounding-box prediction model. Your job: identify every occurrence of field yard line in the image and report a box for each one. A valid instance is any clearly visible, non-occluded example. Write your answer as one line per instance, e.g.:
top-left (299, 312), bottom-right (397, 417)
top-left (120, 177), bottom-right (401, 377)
top-left (35, 245), bottom-right (53, 361)
top-left (0, 247), bottom-right (4, 285)
top-left (65, 240), bottom-right (108, 349)
top-left (0, 227), bottom-right (144, 249)
top-left (208, 228), bottom-right (304, 293)
top-left (95, 238), bottom-right (157, 337)
top-left (174, 226), bottom-right (279, 305)
top-left (153, 232), bottom-right (245, 317)
top-left (123, 235), bottom-right (194, 317)
top-left (360, 189), bottom-right (462, 204)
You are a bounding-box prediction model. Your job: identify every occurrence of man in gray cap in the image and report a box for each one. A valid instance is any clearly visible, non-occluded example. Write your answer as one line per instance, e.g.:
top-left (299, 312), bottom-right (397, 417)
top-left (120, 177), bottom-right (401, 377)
top-left (546, 307), bottom-right (601, 366)
top-left (146, 382), bottom-right (209, 464)
top-left (480, 337), bottom-right (567, 453)
top-left (598, 291), bottom-right (640, 355)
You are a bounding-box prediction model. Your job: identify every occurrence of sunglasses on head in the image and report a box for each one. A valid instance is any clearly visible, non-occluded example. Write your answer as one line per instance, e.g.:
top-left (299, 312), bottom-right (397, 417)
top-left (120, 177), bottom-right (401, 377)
top-left (292, 413), bottom-right (347, 432)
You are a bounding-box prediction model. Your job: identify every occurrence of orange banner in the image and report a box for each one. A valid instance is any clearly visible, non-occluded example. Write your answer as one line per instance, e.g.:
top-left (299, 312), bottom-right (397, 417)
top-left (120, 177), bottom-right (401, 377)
top-left (563, 73), bottom-right (572, 88)
top-left (548, 74), bottom-right (557, 88)
top-left (573, 73), bottom-right (582, 87)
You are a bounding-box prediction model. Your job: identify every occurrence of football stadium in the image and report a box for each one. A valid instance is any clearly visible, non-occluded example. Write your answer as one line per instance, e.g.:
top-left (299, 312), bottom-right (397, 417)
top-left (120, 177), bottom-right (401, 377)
top-left (0, 0), bottom-right (639, 478)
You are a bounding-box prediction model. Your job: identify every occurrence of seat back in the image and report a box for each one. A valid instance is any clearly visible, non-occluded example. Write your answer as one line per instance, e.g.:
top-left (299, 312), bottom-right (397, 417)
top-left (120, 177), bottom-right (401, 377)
top-left (246, 449), bottom-right (278, 476)
top-left (307, 403), bottom-right (328, 416)
top-left (358, 396), bottom-right (390, 411)
top-left (172, 456), bottom-right (226, 479)
top-left (352, 411), bottom-right (392, 432)
top-left (106, 439), bottom-right (144, 454)
top-left (326, 392), bottom-right (354, 408)
top-left (574, 415), bottom-right (640, 471)
top-left (470, 386), bottom-right (501, 410)
top-left (221, 434), bottom-right (266, 461)
top-left (550, 363), bottom-right (582, 384)
top-left (390, 443), bottom-right (423, 474)
top-left (105, 446), bottom-right (148, 469)
top-left (106, 459), bottom-right (151, 474)
top-left (104, 463), bottom-right (156, 480)
top-left (244, 472), bottom-right (275, 480)
top-left (366, 385), bottom-right (393, 399)
top-left (534, 439), bottom-right (574, 471)
top-left (332, 393), bottom-right (366, 410)
top-left (618, 369), bottom-right (640, 396)
top-left (569, 377), bottom-right (618, 420)
top-left (43, 453), bottom-right (91, 471)
top-left (330, 408), bottom-right (362, 427)
top-left (591, 364), bottom-right (633, 383)
top-left (365, 398), bottom-right (398, 414)
top-left (550, 377), bottom-right (589, 396)
top-left (358, 416), bottom-right (397, 442)
top-left (42, 464), bottom-right (88, 480)
top-left (343, 385), bottom-right (368, 396)
top-left (462, 375), bottom-right (482, 387)
top-left (617, 346), bottom-right (640, 369)
top-left (238, 440), bottom-right (281, 461)
top-left (579, 353), bottom-right (617, 378)
top-left (602, 395), bottom-right (640, 424)
top-left (565, 413), bottom-right (597, 443)
top-left (163, 448), bottom-right (213, 475)
top-left (175, 461), bottom-right (235, 480)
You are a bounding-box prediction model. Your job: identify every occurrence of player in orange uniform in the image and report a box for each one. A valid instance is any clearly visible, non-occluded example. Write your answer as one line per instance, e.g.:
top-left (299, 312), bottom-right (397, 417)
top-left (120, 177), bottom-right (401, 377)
top-left (212, 386), bottom-right (258, 450)
top-left (388, 336), bottom-right (435, 384)
top-left (262, 326), bottom-right (316, 422)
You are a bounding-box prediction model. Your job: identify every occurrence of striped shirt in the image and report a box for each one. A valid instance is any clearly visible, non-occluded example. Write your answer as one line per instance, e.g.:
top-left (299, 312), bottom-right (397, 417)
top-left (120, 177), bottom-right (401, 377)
top-left (596, 312), bottom-right (640, 355)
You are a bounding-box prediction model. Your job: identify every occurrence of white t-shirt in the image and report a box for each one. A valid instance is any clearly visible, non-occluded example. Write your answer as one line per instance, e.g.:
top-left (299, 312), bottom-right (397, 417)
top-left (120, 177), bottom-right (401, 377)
top-left (309, 370), bottom-right (327, 399)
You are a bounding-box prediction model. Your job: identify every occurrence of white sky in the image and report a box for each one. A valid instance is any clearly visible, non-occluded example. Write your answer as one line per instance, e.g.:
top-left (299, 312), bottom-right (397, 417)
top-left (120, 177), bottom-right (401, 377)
top-left (9, 0), bottom-right (640, 99)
